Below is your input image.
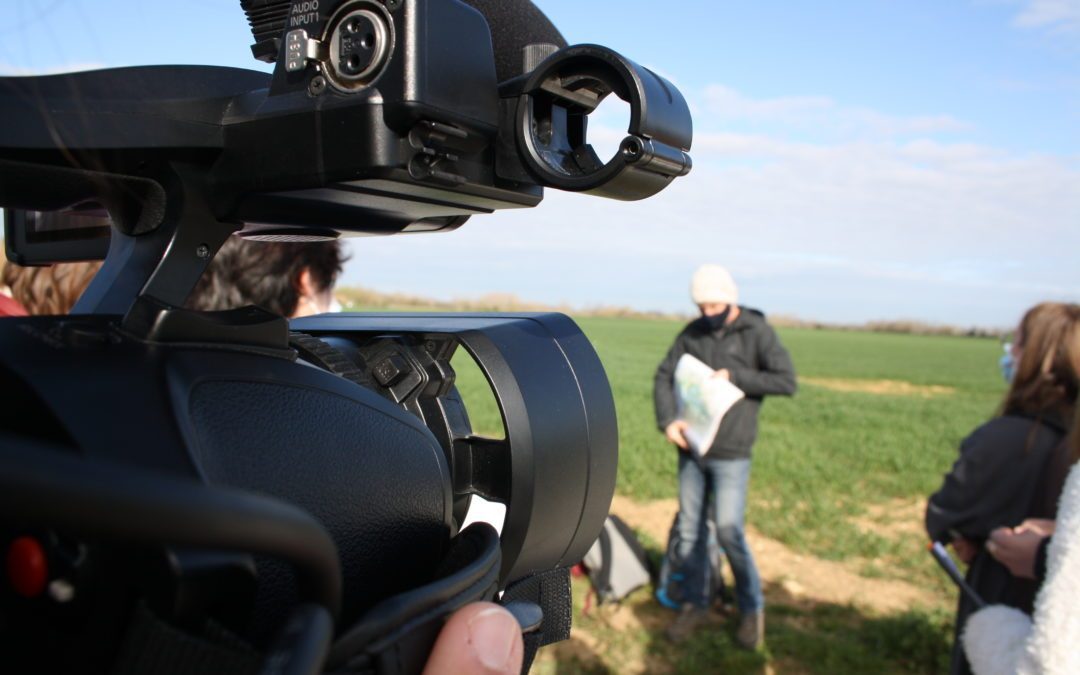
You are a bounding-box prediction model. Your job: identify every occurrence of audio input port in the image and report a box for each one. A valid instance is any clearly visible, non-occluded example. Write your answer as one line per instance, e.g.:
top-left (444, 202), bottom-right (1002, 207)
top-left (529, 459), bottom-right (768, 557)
top-left (326, 4), bottom-right (392, 91)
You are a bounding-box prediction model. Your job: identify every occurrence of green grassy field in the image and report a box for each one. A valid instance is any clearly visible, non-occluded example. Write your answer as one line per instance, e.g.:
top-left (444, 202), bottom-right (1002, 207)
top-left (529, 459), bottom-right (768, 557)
top-left (446, 314), bottom-right (1007, 673)
top-left (454, 317), bottom-right (1003, 550)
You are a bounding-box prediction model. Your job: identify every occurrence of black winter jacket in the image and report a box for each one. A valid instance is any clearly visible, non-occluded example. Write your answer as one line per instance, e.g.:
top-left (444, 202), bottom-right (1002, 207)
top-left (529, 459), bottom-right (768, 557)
top-left (653, 308), bottom-right (797, 460)
top-left (925, 411), bottom-right (1069, 675)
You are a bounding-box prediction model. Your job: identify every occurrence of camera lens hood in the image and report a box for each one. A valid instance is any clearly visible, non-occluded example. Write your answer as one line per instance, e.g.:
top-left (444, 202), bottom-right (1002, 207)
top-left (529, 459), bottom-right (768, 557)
top-left (510, 44), bottom-right (692, 201)
top-left (291, 311), bottom-right (619, 586)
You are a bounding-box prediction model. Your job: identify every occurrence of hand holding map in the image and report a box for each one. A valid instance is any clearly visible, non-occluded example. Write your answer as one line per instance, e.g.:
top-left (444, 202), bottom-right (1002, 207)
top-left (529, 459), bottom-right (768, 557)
top-left (673, 354), bottom-right (746, 458)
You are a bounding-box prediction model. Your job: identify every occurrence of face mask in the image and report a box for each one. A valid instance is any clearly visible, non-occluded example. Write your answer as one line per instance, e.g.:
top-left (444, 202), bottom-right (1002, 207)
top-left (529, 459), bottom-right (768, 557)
top-left (328, 297), bottom-right (343, 313)
top-left (702, 306), bottom-right (731, 331)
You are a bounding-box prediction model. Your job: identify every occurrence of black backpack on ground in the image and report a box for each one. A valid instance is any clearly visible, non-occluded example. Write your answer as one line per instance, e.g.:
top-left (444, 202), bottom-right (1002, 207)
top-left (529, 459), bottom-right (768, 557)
top-left (581, 514), bottom-right (655, 604)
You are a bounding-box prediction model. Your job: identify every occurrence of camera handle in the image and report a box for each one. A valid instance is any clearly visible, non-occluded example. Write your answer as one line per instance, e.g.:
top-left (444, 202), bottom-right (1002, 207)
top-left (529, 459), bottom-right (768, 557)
top-left (68, 162), bottom-right (293, 349)
top-left (72, 163), bottom-right (237, 322)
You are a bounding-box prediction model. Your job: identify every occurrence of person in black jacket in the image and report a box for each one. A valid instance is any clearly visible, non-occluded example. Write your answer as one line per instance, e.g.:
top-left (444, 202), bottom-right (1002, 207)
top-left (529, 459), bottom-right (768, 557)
top-left (925, 301), bottom-right (1080, 675)
top-left (654, 264), bottom-right (797, 648)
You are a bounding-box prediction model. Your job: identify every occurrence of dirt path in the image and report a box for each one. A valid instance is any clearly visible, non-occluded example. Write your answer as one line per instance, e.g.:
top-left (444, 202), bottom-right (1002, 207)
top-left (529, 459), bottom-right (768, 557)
top-left (534, 496), bottom-right (944, 674)
top-left (609, 495), bottom-right (940, 615)
top-left (800, 377), bottom-right (955, 398)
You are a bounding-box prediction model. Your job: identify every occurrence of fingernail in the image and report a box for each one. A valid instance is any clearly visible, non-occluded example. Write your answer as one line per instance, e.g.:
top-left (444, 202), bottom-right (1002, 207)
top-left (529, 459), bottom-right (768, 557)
top-left (468, 607), bottom-right (518, 672)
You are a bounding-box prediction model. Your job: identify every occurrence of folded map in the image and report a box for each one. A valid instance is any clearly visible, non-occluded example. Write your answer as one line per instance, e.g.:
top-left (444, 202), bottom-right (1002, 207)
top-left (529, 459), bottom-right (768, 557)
top-left (674, 353), bottom-right (746, 458)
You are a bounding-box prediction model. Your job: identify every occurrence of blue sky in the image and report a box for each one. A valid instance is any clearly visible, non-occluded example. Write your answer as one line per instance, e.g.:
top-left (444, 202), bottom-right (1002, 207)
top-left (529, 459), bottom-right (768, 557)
top-left (3, 0), bottom-right (1078, 327)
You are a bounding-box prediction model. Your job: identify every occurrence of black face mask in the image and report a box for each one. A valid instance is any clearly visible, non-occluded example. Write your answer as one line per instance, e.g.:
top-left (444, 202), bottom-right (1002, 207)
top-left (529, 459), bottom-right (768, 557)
top-left (702, 307), bottom-right (731, 331)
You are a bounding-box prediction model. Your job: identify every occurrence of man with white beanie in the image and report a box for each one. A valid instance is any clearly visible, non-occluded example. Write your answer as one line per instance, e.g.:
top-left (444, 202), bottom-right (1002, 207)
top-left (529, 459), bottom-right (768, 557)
top-left (653, 264), bottom-right (797, 649)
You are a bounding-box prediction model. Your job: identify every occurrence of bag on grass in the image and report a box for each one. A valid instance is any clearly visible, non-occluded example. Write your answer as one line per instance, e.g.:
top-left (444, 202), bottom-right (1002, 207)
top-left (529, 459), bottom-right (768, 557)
top-left (656, 511), bottom-right (729, 610)
top-left (581, 514), bottom-right (655, 605)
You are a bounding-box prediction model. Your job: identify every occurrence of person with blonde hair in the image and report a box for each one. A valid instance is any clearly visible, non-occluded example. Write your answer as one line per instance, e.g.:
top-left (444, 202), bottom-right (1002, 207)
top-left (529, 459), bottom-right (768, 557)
top-left (1, 259), bottom-right (102, 315)
top-left (926, 301), bottom-right (1080, 675)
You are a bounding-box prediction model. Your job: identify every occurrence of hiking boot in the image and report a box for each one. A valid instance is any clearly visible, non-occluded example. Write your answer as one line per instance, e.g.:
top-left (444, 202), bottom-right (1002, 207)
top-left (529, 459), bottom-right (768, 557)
top-left (666, 606), bottom-right (709, 644)
top-left (736, 610), bottom-right (764, 650)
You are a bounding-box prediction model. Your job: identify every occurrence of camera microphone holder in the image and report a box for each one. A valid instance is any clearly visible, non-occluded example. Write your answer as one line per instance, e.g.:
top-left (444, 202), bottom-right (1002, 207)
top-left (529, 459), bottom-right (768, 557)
top-left (499, 44), bottom-right (692, 200)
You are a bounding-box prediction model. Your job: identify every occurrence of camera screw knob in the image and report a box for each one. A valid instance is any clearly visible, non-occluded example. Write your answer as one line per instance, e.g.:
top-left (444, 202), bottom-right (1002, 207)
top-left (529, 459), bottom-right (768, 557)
top-left (522, 43), bottom-right (559, 75)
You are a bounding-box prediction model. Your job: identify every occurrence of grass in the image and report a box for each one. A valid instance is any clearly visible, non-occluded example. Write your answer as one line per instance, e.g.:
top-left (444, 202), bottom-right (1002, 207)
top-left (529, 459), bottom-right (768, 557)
top-left (350, 307), bottom-right (1004, 672)
top-left (453, 317), bottom-right (1002, 575)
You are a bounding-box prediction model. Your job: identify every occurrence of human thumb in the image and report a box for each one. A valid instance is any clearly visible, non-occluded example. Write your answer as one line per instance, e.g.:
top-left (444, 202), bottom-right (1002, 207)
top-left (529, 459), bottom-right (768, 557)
top-left (422, 602), bottom-right (524, 675)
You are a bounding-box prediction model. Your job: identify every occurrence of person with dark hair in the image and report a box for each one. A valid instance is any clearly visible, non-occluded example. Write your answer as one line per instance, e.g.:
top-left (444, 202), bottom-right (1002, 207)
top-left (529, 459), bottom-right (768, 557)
top-left (188, 236), bottom-right (348, 318)
top-left (926, 302), bottom-right (1080, 675)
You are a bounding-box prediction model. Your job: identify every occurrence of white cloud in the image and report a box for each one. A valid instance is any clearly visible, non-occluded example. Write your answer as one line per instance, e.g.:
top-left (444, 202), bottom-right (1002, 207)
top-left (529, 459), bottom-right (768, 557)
top-left (702, 84), bottom-right (970, 137)
top-left (350, 127), bottom-right (1079, 325)
top-left (703, 84), bottom-right (833, 120)
top-left (652, 131), bottom-right (1079, 264)
top-left (344, 83), bottom-right (1078, 327)
top-left (1013, 0), bottom-right (1080, 31)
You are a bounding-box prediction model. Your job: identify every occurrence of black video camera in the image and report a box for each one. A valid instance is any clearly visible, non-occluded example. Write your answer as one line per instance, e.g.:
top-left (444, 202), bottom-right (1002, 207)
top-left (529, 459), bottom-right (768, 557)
top-left (0, 1), bottom-right (692, 673)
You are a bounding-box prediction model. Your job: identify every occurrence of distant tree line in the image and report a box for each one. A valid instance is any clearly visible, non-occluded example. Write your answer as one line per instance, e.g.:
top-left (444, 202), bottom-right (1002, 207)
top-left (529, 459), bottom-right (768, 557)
top-left (335, 286), bottom-right (1006, 338)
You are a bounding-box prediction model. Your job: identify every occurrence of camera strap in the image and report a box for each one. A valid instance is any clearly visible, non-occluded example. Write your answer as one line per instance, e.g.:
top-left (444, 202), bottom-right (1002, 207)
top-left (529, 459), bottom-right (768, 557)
top-left (108, 522), bottom-right (510, 675)
top-left (500, 567), bottom-right (573, 672)
top-left (326, 525), bottom-right (573, 675)
top-left (326, 522), bottom-right (504, 673)
top-left (112, 604), bottom-right (261, 675)
top-left (108, 566), bottom-right (574, 675)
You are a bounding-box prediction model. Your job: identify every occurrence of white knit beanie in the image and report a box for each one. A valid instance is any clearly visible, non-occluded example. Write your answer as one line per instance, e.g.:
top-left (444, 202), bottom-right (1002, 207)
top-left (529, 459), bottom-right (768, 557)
top-left (690, 264), bottom-right (738, 305)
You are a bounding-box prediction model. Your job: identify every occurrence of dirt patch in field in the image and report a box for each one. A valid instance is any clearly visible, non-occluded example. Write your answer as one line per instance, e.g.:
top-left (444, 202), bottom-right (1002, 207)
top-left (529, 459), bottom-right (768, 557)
top-left (609, 495), bottom-right (939, 614)
top-left (801, 377), bottom-right (955, 397)
top-left (535, 496), bottom-right (943, 673)
top-left (851, 497), bottom-right (928, 544)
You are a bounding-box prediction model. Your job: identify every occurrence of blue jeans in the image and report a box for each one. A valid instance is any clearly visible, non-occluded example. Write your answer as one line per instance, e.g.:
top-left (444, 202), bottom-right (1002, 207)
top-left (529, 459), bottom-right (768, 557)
top-left (675, 454), bottom-right (763, 613)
